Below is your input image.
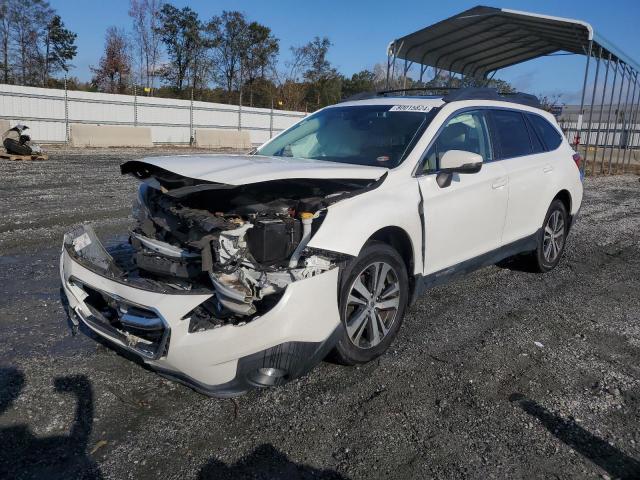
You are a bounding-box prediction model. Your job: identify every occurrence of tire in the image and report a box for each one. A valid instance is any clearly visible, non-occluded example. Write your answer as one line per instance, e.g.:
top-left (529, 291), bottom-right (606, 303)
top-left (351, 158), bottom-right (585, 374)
top-left (530, 199), bottom-right (569, 272)
top-left (332, 241), bottom-right (409, 365)
top-left (3, 138), bottom-right (32, 156)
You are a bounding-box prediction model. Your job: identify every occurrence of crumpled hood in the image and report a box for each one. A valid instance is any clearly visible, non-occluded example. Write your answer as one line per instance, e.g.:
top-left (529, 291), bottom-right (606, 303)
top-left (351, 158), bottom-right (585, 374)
top-left (128, 154), bottom-right (388, 186)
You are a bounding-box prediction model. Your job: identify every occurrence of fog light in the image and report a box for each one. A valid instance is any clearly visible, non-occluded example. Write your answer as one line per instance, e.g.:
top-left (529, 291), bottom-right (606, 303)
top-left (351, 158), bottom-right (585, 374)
top-left (258, 367), bottom-right (286, 378)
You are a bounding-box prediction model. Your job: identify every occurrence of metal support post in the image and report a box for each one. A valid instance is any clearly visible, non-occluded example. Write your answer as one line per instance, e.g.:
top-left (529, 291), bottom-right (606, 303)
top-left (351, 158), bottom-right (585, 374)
top-left (601, 59), bottom-right (619, 173)
top-left (616, 67), bottom-right (633, 172)
top-left (64, 74), bottom-right (69, 144)
top-left (592, 53), bottom-right (611, 174)
top-left (583, 46), bottom-right (602, 171)
top-left (133, 84), bottom-right (138, 127)
top-left (576, 40), bottom-right (593, 173)
top-left (621, 73), bottom-right (636, 168)
top-left (624, 74), bottom-right (640, 169)
top-left (609, 65), bottom-right (627, 173)
top-left (269, 97), bottom-right (274, 139)
top-left (189, 88), bottom-right (194, 146)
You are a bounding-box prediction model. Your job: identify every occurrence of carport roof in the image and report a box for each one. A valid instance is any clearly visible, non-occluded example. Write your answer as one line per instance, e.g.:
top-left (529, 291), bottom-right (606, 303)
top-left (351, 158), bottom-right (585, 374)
top-left (389, 5), bottom-right (640, 77)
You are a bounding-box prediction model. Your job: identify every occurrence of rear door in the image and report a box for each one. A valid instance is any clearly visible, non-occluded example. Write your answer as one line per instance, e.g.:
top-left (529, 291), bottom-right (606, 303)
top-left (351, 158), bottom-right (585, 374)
top-left (489, 109), bottom-right (549, 244)
top-left (416, 109), bottom-right (509, 274)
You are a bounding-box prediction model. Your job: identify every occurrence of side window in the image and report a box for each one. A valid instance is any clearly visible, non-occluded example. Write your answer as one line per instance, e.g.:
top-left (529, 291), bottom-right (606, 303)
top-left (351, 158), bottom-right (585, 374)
top-left (525, 115), bottom-right (545, 154)
top-left (491, 110), bottom-right (532, 159)
top-left (528, 114), bottom-right (563, 151)
top-left (422, 110), bottom-right (492, 173)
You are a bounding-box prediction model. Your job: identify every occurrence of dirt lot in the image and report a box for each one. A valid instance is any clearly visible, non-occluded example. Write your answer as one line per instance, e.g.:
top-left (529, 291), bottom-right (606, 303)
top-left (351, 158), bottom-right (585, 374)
top-left (1, 148), bottom-right (639, 479)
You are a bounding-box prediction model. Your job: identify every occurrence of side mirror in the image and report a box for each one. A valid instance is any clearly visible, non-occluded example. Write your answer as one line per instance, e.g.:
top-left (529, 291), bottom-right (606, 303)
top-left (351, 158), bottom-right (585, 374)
top-left (439, 150), bottom-right (483, 173)
top-left (437, 150), bottom-right (483, 188)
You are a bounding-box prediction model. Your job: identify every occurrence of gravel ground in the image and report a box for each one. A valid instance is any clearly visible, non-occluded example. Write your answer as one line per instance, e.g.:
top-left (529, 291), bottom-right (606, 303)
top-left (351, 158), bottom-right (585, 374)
top-left (1, 148), bottom-right (639, 480)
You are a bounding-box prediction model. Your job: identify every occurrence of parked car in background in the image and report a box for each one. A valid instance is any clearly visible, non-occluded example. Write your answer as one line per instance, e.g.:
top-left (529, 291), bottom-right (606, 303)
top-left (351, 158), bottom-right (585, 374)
top-left (60, 88), bottom-right (583, 396)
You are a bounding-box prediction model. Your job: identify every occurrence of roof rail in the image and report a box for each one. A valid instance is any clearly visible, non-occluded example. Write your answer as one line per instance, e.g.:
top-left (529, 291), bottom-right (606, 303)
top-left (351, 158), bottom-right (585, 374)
top-left (340, 86), bottom-right (541, 108)
top-left (377, 87), bottom-right (459, 96)
top-left (340, 86), bottom-right (458, 103)
top-left (443, 88), bottom-right (541, 108)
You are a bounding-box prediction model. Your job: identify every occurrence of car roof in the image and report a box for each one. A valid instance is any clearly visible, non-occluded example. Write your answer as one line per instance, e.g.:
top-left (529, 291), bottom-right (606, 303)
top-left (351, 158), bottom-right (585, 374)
top-left (330, 94), bottom-right (558, 125)
top-left (338, 88), bottom-right (543, 111)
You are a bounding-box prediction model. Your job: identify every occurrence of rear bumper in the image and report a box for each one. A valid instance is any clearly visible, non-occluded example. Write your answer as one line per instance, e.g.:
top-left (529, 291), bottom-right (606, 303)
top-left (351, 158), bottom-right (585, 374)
top-left (60, 231), bottom-right (341, 397)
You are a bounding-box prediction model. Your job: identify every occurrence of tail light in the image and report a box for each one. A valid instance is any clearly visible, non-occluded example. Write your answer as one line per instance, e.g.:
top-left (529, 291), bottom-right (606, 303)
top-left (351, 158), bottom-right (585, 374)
top-left (572, 152), bottom-right (582, 170)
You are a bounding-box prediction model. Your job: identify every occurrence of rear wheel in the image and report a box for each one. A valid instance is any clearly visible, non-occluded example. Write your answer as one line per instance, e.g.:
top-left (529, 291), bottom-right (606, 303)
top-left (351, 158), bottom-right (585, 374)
top-left (332, 241), bottom-right (409, 365)
top-left (532, 199), bottom-right (568, 272)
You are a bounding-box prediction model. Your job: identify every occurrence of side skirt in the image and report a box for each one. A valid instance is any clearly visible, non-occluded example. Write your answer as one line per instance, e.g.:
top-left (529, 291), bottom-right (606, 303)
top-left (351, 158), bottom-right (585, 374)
top-left (410, 230), bottom-right (539, 303)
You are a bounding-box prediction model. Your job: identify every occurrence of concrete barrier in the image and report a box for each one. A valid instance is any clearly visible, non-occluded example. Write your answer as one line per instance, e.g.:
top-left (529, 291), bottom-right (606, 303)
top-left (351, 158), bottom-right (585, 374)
top-left (0, 120), bottom-right (10, 135)
top-left (195, 128), bottom-right (252, 149)
top-left (70, 123), bottom-right (153, 147)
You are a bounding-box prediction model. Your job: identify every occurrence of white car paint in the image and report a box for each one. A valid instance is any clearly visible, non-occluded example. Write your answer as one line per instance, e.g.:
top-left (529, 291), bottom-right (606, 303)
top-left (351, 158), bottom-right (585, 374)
top-left (135, 153), bottom-right (388, 186)
top-left (417, 161), bottom-right (509, 274)
top-left (60, 246), bottom-right (340, 388)
top-left (60, 94), bottom-right (583, 395)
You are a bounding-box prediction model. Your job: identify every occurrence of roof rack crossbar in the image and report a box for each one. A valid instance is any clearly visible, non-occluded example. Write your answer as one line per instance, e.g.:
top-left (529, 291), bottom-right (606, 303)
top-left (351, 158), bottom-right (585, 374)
top-left (442, 87), bottom-right (541, 107)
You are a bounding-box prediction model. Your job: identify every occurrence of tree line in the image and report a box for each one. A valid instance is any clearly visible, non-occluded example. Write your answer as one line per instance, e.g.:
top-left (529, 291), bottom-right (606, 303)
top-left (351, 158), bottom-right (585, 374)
top-left (0, 0), bottom-right (76, 87)
top-left (90, 2), bottom-right (388, 111)
top-left (0, 0), bottom-right (517, 112)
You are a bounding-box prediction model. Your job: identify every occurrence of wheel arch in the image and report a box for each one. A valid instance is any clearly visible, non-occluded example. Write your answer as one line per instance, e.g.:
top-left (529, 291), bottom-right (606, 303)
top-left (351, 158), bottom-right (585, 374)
top-left (366, 226), bottom-right (417, 301)
top-left (367, 226), bottom-right (415, 275)
top-left (553, 189), bottom-right (572, 214)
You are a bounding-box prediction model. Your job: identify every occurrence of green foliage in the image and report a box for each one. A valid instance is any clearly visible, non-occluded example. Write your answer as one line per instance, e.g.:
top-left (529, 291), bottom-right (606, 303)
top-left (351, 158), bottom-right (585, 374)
top-left (155, 4), bottom-right (202, 92)
top-left (44, 15), bottom-right (77, 75)
top-left (341, 70), bottom-right (376, 99)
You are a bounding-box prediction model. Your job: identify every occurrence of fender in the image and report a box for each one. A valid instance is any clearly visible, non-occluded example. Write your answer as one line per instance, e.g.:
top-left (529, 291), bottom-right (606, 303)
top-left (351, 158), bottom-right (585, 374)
top-left (307, 173), bottom-right (424, 275)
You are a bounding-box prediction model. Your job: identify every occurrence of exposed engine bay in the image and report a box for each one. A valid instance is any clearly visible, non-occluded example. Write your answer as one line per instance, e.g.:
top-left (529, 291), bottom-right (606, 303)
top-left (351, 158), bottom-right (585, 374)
top-left (64, 161), bottom-right (383, 333)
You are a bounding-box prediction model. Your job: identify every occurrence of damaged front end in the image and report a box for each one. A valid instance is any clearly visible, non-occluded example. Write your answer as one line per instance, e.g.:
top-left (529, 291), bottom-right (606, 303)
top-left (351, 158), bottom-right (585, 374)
top-left (65, 161), bottom-right (382, 331)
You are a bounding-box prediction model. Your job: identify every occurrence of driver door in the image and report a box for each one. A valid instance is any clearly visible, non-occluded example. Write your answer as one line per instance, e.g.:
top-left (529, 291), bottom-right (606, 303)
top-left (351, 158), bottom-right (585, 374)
top-left (416, 110), bottom-right (508, 275)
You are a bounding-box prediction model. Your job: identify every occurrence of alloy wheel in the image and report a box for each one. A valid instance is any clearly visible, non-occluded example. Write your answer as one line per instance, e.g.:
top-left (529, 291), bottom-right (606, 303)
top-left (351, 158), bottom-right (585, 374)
top-left (543, 209), bottom-right (565, 263)
top-left (344, 261), bottom-right (401, 349)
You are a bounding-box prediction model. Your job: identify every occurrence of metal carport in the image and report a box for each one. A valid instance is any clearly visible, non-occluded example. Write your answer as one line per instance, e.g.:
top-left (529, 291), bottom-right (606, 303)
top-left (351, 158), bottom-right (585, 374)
top-left (386, 5), bottom-right (640, 175)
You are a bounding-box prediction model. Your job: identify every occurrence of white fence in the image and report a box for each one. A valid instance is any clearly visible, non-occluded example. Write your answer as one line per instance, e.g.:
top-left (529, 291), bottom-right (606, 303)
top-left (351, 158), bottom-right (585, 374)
top-left (0, 84), bottom-right (307, 146)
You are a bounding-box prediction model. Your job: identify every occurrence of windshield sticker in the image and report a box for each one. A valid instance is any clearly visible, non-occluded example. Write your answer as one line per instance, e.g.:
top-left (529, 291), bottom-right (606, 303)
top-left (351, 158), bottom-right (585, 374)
top-left (389, 105), bottom-right (433, 112)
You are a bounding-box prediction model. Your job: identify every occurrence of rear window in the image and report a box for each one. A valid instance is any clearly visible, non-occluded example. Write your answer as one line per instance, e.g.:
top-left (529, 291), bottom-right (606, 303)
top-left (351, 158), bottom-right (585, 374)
top-left (528, 114), bottom-right (563, 151)
top-left (491, 110), bottom-right (532, 159)
top-left (525, 116), bottom-right (545, 154)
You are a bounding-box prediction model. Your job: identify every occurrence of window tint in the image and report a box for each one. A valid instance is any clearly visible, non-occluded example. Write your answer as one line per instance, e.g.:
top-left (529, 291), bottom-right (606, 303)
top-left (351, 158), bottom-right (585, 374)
top-left (528, 114), bottom-right (563, 151)
top-left (422, 110), bottom-right (492, 172)
top-left (526, 116), bottom-right (545, 154)
top-left (491, 110), bottom-right (532, 159)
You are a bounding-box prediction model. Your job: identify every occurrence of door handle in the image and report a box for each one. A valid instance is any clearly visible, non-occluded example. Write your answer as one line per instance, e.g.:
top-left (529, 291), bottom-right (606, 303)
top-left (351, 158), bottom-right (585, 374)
top-left (543, 164), bottom-right (554, 173)
top-left (492, 177), bottom-right (507, 189)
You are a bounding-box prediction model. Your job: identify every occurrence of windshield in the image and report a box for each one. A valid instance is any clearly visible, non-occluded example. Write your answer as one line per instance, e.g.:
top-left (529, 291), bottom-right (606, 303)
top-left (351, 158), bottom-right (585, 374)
top-left (256, 105), bottom-right (439, 168)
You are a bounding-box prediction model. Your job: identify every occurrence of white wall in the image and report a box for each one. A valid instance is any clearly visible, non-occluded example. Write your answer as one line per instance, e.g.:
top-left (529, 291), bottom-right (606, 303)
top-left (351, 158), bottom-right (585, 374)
top-left (0, 83), bottom-right (306, 146)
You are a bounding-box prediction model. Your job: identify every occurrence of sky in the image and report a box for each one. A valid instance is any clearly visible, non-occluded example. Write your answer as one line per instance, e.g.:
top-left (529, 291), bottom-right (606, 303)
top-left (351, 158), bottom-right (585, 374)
top-left (52, 0), bottom-right (640, 103)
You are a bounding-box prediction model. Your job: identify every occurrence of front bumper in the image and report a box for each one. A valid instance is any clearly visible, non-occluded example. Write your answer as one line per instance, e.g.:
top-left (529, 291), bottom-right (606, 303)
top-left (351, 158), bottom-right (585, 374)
top-left (60, 229), bottom-right (341, 397)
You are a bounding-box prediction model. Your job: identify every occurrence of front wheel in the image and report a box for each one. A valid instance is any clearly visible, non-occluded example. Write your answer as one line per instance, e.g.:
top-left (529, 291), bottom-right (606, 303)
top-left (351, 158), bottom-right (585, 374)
top-left (332, 241), bottom-right (409, 365)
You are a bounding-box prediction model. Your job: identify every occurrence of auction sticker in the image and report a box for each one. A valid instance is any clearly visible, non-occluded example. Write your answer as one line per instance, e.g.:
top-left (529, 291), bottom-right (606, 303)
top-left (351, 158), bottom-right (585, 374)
top-left (389, 105), bottom-right (433, 112)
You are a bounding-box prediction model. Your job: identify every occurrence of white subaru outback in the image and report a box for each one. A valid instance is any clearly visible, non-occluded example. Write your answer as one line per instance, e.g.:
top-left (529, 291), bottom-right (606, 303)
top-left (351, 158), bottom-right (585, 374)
top-left (60, 88), bottom-right (583, 396)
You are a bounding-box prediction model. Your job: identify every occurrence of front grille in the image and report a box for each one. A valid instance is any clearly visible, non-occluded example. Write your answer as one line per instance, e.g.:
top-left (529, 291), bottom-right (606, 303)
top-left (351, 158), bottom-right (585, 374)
top-left (73, 281), bottom-right (169, 359)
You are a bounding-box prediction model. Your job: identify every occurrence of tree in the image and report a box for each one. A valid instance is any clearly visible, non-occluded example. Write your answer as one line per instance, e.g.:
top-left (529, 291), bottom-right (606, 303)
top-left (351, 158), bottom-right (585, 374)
top-left (129, 0), bottom-right (162, 92)
top-left (296, 37), bottom-right (341, 108)
top-left (42, 14), bottom-right (76, 85)
top-left (341, 70), bottom-right (375, 99)
top-left (155, 4), bottom-right (201, 92)
top-left (207, 10), bottom-right (250, 102)
top-left (0, 0), bottom-right (10, 82)
top-left (243, 21), bottom-right (278, 106)
top-left (91, 27), bottom-right (131, 94)
top-left (9, 0), bottom-right (52, 85)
